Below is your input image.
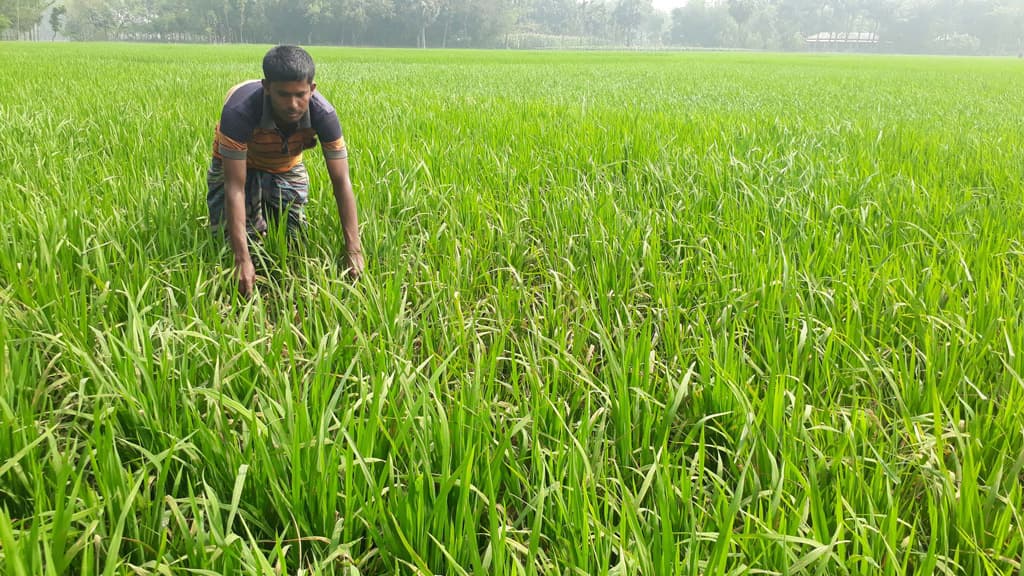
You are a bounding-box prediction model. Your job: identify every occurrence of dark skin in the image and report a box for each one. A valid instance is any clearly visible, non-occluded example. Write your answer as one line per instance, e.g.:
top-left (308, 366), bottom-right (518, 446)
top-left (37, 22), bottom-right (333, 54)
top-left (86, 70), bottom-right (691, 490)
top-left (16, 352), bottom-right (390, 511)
top-left (223, 79), bottom-right (364, 297)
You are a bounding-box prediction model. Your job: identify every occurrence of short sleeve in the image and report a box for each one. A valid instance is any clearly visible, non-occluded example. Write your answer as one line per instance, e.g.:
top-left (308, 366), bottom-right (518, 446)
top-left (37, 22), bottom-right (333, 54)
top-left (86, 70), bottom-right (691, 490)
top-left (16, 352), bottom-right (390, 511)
top-left (218, 106), bottom-right (252, 159)
top-left (321, 134), bottom-right (348, 160)
top-left (316, 110), bottom-right (347, 160)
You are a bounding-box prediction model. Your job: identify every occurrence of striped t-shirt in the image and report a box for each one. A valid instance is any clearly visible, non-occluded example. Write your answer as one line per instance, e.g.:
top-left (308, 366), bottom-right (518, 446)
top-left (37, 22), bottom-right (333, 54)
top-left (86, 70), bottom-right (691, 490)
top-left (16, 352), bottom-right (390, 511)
top-left (212, 80), bottom-right (347, 174)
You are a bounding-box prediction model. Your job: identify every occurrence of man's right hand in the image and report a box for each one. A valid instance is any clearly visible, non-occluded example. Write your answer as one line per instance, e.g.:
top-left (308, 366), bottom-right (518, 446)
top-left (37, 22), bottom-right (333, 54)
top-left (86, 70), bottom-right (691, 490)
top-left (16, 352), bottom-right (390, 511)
top-left (236, 258), bottom-right (256, 297)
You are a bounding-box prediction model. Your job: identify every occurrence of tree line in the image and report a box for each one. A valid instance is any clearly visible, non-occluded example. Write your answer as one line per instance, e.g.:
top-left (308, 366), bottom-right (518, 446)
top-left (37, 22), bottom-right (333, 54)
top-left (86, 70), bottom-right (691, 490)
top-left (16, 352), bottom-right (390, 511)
top-left (2, 0), bottom-right (1022, 54)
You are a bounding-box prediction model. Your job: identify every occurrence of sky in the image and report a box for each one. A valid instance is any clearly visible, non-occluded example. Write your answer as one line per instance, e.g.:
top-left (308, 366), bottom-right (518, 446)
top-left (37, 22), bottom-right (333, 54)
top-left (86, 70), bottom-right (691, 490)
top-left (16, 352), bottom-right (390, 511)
top-left (651, 0), bottom-right (689, 14)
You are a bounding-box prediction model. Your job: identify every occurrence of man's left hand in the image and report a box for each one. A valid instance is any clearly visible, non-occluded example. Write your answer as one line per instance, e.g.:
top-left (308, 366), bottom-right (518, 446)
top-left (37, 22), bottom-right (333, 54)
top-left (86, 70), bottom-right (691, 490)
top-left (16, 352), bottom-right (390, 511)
top-left (345, 249), bottom-right (364, 280)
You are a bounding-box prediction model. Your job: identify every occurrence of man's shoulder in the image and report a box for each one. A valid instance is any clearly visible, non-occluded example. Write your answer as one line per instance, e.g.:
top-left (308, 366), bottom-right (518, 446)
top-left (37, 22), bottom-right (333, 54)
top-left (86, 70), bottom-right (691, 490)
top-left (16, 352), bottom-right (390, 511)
top-left (223, 80), bottom-right (262, 110)
top-left (217, 80), bottom-right (262, 143)
top-left (310, 90), bottom-right (338, 117)
top-left (310, 90), bottom-right (343, 139)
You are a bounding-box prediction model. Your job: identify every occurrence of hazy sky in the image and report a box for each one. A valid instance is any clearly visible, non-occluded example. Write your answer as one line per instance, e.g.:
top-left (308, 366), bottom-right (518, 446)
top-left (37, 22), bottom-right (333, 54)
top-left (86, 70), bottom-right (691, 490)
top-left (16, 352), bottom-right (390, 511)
top-left (652, 0), bottom-right (687, 13)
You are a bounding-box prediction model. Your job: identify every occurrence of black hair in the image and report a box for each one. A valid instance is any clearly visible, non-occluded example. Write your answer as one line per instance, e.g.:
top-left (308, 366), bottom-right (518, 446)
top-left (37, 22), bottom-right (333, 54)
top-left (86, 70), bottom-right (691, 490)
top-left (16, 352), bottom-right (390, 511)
top-left (262, 45), bottom-right (315, 84)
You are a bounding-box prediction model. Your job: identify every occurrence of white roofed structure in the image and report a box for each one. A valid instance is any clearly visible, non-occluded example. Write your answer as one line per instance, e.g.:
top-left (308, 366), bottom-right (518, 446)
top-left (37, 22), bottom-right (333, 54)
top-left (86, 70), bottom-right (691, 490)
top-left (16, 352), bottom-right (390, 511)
top-left (805, 32), bottom-right (881, 51)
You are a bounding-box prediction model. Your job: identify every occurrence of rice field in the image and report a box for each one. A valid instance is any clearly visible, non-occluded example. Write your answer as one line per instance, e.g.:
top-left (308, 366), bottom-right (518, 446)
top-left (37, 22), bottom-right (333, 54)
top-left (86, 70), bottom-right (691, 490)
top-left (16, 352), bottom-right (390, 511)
top-left (1, 42), bottom-right (1024, 575)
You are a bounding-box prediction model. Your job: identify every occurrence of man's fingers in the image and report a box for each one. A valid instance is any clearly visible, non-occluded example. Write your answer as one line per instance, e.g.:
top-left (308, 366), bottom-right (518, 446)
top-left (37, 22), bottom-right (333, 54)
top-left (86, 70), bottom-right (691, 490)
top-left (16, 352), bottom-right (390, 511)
top-left (236, 260), bottom-right (257, 298)
top-left (346, 252), bottom-right (365, 280)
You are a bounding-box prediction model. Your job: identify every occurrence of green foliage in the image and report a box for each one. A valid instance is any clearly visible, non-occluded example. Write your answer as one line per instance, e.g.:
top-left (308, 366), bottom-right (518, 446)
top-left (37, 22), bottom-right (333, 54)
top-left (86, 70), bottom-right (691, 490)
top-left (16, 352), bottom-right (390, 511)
top-left (27, 0), bottom-right (1024, 53)
top-left (2, 43), bottom-right (1024, 575)
top-left (48, 4), bottom-right (65, 38)
top-left (1, 0), bottom-right (1022, 51)
top-left (0, 0), bottom-right (52, 37)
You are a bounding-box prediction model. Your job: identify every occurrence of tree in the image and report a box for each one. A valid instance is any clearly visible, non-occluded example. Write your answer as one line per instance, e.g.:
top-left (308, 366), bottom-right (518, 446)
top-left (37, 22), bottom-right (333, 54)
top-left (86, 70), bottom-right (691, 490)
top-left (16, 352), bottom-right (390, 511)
top-left (642, 6), bottom-right (663, 44)
top-left (0, 0), bottom-right (53, 38)
top-left (49, 2), bottom-right (64, 37)
top-left (670, 0), bottom-right (736, 46)
top-left (612, 0), bottom-right (652, 45)
top-left (741, 1), bottom-right (782, 48)
top-left (64, 0), bottom-right (142, 40)
top-left (0, 9), bottom-right (10, 33)
top-left (401, 0), bottom-right (443, 46)
top-left (729, 0), bottom-right (761, 46)
top-left (322, 0), bottom-right (393, 45)
top-left (728, 0), bottom-right (753, 25)
top-left (525, 0), bottom-right (575, 34)
top-left (886, 0), bottom-right (939, 52)
top-left (577, 0), bottom-right (610, 41)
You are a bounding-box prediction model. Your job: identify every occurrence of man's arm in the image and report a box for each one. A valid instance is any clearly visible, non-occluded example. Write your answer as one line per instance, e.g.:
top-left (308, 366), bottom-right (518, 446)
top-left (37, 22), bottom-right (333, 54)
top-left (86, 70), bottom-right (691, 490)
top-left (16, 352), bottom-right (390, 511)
top-left (325, 156), bottom-right (363, 278)
top-left (223, 157), bottom-right (255, 296)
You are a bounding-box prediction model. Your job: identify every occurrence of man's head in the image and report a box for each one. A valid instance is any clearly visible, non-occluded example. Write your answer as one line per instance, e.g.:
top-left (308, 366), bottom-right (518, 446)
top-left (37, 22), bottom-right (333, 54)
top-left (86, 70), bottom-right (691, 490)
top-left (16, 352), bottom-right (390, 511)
top-left (262, 45), bottom-right (317, 126)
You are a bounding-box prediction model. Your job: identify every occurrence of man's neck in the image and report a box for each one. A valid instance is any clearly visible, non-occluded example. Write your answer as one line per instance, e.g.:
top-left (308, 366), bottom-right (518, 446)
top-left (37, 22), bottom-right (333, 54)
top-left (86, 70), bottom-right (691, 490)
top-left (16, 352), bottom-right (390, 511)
top-left (273, 114), bottom-right (298, 133)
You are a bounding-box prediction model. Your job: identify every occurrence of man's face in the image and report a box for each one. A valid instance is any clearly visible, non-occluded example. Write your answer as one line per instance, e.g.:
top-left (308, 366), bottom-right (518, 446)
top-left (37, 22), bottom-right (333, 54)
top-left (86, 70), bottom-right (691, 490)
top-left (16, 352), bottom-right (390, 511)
top-left (263, 79), bottom-right (316, 125)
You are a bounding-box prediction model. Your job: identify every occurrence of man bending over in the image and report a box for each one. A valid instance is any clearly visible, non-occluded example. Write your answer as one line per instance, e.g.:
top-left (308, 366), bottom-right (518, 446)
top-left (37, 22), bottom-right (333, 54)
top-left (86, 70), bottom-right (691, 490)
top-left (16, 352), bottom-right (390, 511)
top-left (207, 45), bottom-right (364, 296)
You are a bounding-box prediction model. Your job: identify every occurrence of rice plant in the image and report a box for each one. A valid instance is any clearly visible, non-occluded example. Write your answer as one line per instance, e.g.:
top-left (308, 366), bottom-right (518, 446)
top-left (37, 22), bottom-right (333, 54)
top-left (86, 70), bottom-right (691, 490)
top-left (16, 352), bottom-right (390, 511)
top-left (1, 43), bottom-right (1023, 575)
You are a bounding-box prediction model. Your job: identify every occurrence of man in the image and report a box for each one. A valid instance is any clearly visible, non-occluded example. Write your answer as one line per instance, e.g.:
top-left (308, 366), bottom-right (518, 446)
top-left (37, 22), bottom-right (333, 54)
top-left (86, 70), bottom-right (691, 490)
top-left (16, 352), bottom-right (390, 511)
top-left (207, 45), bottom-right (364, 297)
